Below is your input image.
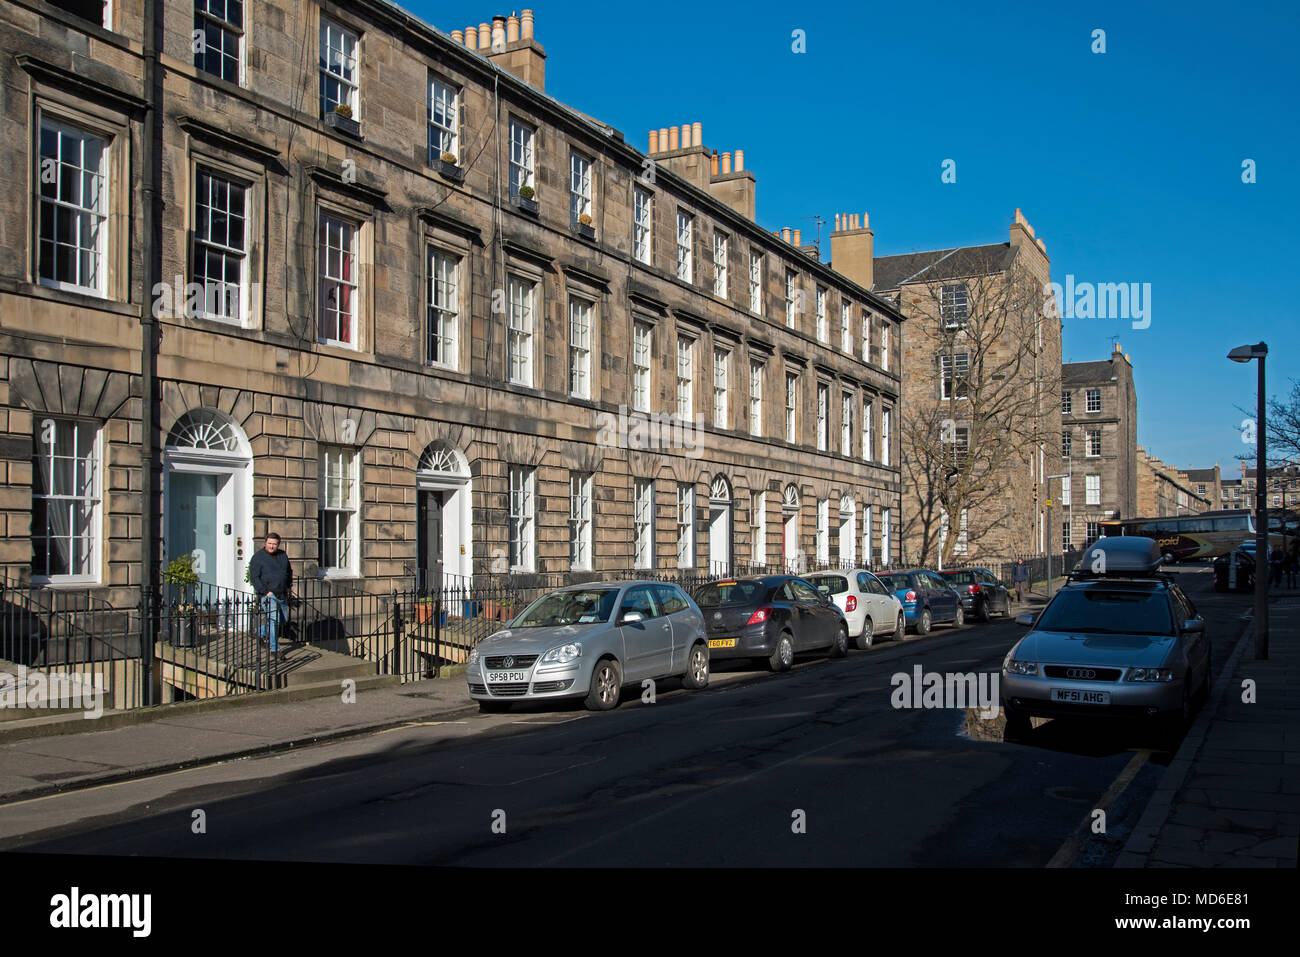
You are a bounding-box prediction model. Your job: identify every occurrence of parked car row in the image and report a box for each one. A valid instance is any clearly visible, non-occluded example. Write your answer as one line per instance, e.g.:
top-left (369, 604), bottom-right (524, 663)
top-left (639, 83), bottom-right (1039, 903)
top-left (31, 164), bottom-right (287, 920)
top-left (466, 563), bottom-right (1024, 713)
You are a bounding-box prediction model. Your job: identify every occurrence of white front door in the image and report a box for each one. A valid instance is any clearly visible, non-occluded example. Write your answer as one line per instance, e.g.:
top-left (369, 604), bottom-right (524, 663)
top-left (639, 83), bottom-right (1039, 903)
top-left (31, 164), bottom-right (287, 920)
top-left (709, 504), bottom-right (731, 574)
top-left (164, 456), bottom-right (252, 593)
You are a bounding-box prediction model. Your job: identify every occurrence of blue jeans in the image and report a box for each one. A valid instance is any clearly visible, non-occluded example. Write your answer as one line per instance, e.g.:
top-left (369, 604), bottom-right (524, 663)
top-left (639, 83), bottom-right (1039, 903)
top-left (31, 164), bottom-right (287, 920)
top-left (261, 594), bottom-right (288, 651)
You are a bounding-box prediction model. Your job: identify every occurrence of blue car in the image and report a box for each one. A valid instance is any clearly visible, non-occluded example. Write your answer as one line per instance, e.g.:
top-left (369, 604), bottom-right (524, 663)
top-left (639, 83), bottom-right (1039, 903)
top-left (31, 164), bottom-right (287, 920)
top-left (876, 569), bottom-right (964, 635)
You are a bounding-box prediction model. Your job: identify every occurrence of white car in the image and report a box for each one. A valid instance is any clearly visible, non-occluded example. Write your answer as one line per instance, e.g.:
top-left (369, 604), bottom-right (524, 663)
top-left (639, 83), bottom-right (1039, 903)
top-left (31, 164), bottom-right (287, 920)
top-left (807, 569), bottom-right (906, 649)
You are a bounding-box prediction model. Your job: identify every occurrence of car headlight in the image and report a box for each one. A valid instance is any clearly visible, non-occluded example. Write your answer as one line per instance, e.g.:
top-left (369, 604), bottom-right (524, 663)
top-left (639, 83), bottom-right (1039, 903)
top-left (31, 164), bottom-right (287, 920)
top-left (541, 642), bottom-right (582, 664)
top-left (468, 646), bottom-right (479, 666)
top-left (1005, 659), bottom-right (1039, 676)
top-left (1127, 667), bottom-right (1175, 682)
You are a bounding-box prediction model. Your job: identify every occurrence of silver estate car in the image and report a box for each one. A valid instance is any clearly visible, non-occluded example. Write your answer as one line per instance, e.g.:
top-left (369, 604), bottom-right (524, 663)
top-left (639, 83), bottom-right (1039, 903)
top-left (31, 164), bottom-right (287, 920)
top-left (467, 581), bottom-right (710, 712)
top-left (1001, 537), bottom-right (1212, 741)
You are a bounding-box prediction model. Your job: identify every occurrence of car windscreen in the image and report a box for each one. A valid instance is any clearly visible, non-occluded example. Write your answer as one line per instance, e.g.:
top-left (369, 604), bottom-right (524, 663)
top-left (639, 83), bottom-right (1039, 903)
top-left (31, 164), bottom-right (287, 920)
top-left (943, 571), bottom-right (975, 584)
top-left (808, 575), bottom-right (849, 595)
top-left (1034, 587), bottom-right (1174, 636)
top-left (880, 573), bottom-right (914, 591)
top-left (513, 588), bottom-right (620, 627)
top-left (695, 580), bottom-right (765, 606)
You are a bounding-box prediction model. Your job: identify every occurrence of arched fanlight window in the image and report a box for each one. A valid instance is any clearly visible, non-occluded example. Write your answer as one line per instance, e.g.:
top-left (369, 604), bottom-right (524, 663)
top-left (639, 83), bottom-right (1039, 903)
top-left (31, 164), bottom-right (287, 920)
top-left (167, 410), bottom-right (245, 453)
top-left (840, 493), bottom-right (855, 518)
top-left (710, 475), bottom-right (732, 504)
top-left (782, 484), bottom-right (800, 512)
top-left (417, 441), bottom-right (470, 477)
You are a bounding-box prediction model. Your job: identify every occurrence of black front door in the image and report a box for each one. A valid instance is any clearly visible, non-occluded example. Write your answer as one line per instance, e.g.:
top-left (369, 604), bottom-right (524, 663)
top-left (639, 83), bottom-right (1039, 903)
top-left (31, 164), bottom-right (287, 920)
top-left (416, 489), bottom-right (444, 594)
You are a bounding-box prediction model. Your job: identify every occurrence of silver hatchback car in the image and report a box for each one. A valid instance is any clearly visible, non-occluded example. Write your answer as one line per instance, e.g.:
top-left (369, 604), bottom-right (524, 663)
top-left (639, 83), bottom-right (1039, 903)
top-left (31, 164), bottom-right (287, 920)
top-left (1001, 537), bottom-right (1212, 741)
top-left (467, 581), bottom-right (710, 712)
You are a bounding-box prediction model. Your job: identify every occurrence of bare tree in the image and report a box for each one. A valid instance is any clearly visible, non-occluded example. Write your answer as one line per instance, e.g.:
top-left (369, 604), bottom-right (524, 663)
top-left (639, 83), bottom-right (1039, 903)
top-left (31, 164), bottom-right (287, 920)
top-left (1266, 379), bottom-right (1300, 464)
top-left (899, 250), bottom-right (1060, 566)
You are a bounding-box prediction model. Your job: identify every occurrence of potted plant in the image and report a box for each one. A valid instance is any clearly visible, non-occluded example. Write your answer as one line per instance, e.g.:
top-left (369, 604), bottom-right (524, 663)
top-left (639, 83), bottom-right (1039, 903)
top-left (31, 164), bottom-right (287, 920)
top-left (572, 211), bottom-right (595, 240)
top-left (414, 597), bottom-right (441, 625)
top-left (512, 184), bottom-right (538, 214)
top-left (325, 102), bottom-right (361, 137)
top-left (162, 554), bottom-right (200, 647)
top-left (435, 150), bottom-right (464, 182)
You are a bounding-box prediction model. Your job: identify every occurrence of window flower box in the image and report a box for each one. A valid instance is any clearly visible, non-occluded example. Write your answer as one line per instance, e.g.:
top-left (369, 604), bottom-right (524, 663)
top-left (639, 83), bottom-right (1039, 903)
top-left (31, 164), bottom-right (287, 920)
top-left (511, 192), bottom-right (538, 215)
top-left (325, 111), bottom-right (361, 139)
top-left (435, 153), bottom-right (464, 183)
top-left (571, 219), bottom-right (596, 241)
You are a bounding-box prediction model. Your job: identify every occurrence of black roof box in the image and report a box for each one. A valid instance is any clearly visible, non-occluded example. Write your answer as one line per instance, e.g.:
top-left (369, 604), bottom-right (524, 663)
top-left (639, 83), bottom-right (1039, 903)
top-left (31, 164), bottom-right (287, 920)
top-left (1078, 536), bottom-right (1165, 576)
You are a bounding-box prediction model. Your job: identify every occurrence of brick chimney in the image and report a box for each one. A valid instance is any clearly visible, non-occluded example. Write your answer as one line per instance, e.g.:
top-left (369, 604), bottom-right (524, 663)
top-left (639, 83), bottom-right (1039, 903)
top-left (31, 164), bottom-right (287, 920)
top-left (829, 210), bottom-right (874, 289)
top-left (463, 8), bottom-right (546, 91)
top-left (646, 122), bottom-right (757, 219)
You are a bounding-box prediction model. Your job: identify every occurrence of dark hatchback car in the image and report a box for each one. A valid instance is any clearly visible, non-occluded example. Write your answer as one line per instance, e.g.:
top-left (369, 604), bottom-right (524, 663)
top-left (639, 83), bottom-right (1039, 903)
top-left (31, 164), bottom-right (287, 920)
top-left (940, 567), bottom-right (1011, 622)
top-left (693, 575), bottom-right (849, 671)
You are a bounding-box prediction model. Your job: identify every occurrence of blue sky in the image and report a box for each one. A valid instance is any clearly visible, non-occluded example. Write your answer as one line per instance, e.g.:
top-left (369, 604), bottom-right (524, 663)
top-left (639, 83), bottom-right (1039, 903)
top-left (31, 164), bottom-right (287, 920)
top-left (413, 0), bottom-right (1299, 477)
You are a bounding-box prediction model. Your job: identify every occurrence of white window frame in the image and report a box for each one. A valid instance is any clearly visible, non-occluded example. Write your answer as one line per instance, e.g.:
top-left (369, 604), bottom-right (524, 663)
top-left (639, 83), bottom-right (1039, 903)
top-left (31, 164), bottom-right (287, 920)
top-left (841, 393), bottom-right (853, 456)
top-left (1062, 521), bottom-right (1073, 548)
top-left (816, 498), bottom-right (830, 564)
top-left (881, 508), bottom-right (891, 564)
top-left (750, 491), bottom-right (766, 566)
top-left (881, 408), bottom-right (892, 466)
top-left (676, 482), bottom-right (695, 569)
top-left (508, 466), bottom-right (536, 572)
top-left (1062, 430), bottom-right (1073, 458)
top-left (192, 167), bottom-right (250, 325)
top-left (1062, 475), bottom-right (1072, 506)
top-left (1086, 388), bottom-right (1102, 413)
top-left (508, 118), bottom-right (535, 197)
top-left (31, 417), bottom-right (102, 584)
top-left (676, 210), bottom-right (693, 283)
top-left (1086, 428), bottom-right (1102, 457)
top-left (714, 232), bottom-right (728, 297)
top-left (318, 210), bottom-right (359, 348)
top-left (37, 116), bottom-right (109, 297)
top-left (319, 445), bottom-right (360, 576)
top-left (568, 297), bottom-right (592, 399)
top-left (861, 313), bottom-right (871, 362)
top-left (862, 398), bottom-right (874, 461)
top-left (428, 76), bottom-right (459, 164)
top-left (427, 247), bottom-right (459, 369)
top-left (632, 321), bottom-right (652, 412)
top-left (749, 250), bottom-right (763, 314)
top-left (676, 334), bottom-right (694, 420)
top-left (881, 324), bottom-right (890, 372)
top-left (785, 372), bottom-right (798, 443)
top-left (940, 353), bottom-right (970, 400)
top-left (634, 478), bottom-right (654, 569)
top-left (569, 150), bottom-right (592, 225)
top-left (839, 496), bottom-right (856, 564)
top-left (841, 301), bottom-right (852, 353)
top-left (749, 359), bottom-right (763, 437)
top-left (816, 383), bottom-right (829, 452)
top-left (863, 504), bottom-right (873, 564)
top-left (784, 271), bottom-right (797, 328)
top-left (507, 275), bottom-right (535, 387)
top-left (1086, 520), bottom-right (1100, 543)
top-left (1061, 390), bottom-right (1072, 414)
top-left (319, 17), bottom-right (359, 119)
top-left (940, 282), bottom-right (969, 328)
top-left (1086, 474), bottom-right (1101, 506)
top-left (569, 472), bottom-right (593, 570)
top-left (195, 0), bottom-right (245, 85)
top-left (633, 187), bottom-right (652, 265)
top-left (815, 287), bottom-right (827, 342)
top-left (713, 347), bottom-right (729, 429)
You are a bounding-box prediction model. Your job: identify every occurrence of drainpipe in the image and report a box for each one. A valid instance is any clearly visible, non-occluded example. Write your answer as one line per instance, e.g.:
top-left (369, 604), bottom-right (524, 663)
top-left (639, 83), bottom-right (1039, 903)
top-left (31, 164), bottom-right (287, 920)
top-left (141, 0), bottom-right (163, 697)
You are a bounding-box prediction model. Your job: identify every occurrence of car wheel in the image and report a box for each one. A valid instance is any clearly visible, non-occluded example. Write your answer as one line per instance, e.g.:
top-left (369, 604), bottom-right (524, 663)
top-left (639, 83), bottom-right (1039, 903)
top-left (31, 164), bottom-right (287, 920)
top-left (767, 632), bottom-right (795, 672)
top-left (978, 600), bottom-right (992, 623)
top-left (478, 699), bottom-right (511, 714)
top-left (916, 607), bottom-right (932, 636)
top-left (682, 642), bottom-right (710, 690)
top-left (856, 616), bottom-right (874, 651)
top-left (1002, 701), bottom-right (1031, 740)
top-left (954, 606), bottom-right (965, 628)
top-left (828, 623), bottom-right (849, 659)
top-left (1159, 683), bottom-right (1192, 747)
top-left (584, 657), bottom-right (623, 711)
top-left (892, 613), bottom-right (905, 642)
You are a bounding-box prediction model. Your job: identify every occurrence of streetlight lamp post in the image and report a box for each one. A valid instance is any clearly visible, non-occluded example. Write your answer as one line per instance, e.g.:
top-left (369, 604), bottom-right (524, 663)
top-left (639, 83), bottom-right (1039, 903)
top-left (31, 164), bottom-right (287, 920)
top-left (1228, 342), bottom-right (1269, 660)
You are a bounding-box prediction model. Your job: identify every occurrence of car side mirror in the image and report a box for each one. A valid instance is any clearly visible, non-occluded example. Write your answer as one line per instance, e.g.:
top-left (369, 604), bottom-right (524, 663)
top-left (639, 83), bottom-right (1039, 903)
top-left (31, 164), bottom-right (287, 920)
top-left (619, 610), bottom-right (646, 625)
top-left (1182, 619), bottom-right (1204, 634)
top-left (1015, 612), bottom-right (1037, 627)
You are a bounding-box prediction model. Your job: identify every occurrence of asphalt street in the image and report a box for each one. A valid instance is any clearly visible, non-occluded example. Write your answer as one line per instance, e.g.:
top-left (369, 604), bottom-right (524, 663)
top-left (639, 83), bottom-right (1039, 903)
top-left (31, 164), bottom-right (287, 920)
top-left (0, 566), bottom-right (1248, 867)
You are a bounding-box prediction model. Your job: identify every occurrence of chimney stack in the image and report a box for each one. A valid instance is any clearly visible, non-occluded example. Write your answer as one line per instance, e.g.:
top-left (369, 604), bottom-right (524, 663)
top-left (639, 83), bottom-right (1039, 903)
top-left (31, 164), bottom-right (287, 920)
top-left (829, 208), bottom-right (875, 289)
top-left (480, 11), bottom-right (546, 89)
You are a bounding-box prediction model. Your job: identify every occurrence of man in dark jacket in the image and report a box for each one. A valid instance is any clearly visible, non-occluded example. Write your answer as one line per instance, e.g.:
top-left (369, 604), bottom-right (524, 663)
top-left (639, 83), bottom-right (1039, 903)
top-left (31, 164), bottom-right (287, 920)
top-left (1012, 558), bottom-right (1029, 603)
top-left (249, 532), bottom-right (293, 655)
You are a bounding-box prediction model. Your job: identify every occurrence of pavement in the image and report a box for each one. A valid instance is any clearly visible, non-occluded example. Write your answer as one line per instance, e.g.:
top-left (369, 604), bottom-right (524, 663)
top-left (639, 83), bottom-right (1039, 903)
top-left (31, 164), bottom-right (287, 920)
top-left (0, 583), bottom-right (1295, 869)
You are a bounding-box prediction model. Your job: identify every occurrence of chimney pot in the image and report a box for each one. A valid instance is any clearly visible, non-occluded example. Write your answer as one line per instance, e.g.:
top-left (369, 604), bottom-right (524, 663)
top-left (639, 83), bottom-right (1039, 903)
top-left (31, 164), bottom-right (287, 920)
top-left (465, 26), bottom-right (477, 46)
top-left (680, 124), bottom-right (691, 149)
top-left (521, 9), bottom-right (534, 39)
top-left (782, 228), bottom-right (792, 243)
top-left (834, 213), bottom-right (842, 231)
top-left (692, 121), bottom-right (702, 147)
top-left (478, 22), bottom-right (491, 49)
top-left (648, 130), bottom-right (658, 154)
top-left (506, 14), bottom-right (519, 42)
top-left (863, 211), bottom-right (870, 229)
top-left (734, 149), bottom-right (744, 171)
top-left (451, 29), bottom-right (464, 43)
top-left (668, 126), bottom-right (680, 151)
top-left (793, 229), bottom-right (802, 246)
top-left (711, 151), bottom-right (719, 176)
top-left (721, 151), bottom-right (732, 174)
top-left (492, 16), bottom-right (506, 49)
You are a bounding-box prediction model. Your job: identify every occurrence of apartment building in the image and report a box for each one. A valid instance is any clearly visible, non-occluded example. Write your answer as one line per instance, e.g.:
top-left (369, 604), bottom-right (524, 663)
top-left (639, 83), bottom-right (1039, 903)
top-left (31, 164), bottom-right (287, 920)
top-left (0, 0), bottom-right (904, 608)
top-left (863, 210), bottom-right (1062, 563)
top-left (1060, 344), bottom-right (1138, 548)
top-left (1243, 462), bottom-right (1300, 512)
top-left (1179, 464), bottom-right (1223, 511)
top-left (1136, 448), bottom-right (1212, 517)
